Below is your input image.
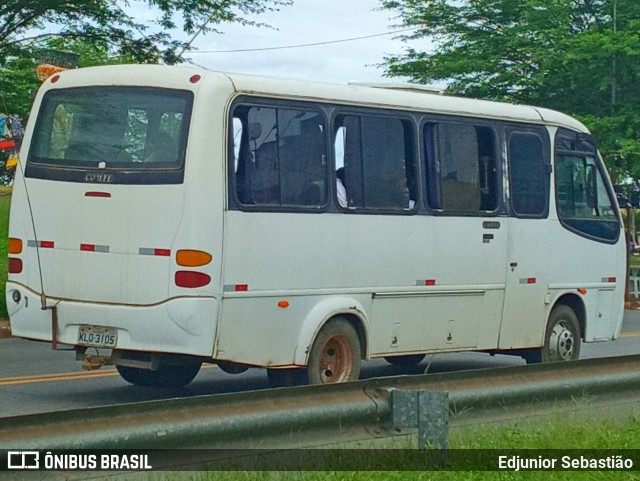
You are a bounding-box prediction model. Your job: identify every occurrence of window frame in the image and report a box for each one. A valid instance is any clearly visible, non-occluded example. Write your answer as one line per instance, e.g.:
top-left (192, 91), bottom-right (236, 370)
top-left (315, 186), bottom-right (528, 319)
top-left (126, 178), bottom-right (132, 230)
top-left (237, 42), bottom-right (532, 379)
top-left (26, 86), bottom-right (193, 185)
top-left (422, 116), bottom-right (503, 217)
top-left (505, 125), bottom-right (551, 219)
top-left (553, 128), bottom-right (621, 244)
top-left (228, 96), bottom-right (331, 213)
top-left (330, 108), bottom-right (419, 215)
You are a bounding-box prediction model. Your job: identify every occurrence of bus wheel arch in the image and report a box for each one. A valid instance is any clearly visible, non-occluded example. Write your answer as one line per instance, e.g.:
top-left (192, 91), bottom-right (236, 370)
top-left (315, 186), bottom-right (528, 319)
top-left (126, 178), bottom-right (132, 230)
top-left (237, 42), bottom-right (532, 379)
top-left (306, 316), bottom-right (362, 384)
top-left (294, 297), bottom-right (370, 366)
top-left (543, 295), bottom-right (585, 362)
top-left (551, 293), bottom-right (586, 341)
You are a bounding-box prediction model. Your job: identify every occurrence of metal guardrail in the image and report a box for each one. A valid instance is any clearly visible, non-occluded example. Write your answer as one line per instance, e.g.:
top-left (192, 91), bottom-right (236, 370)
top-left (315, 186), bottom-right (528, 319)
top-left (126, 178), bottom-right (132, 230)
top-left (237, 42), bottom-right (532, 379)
top-left (2, 354), bottom-right (640, 450)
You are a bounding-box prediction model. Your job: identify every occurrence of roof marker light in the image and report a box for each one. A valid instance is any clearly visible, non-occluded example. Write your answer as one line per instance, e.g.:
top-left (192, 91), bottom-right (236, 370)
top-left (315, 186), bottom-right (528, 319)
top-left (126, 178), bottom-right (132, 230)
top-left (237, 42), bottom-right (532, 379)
top-left (51, 75), bottom-right (60, 83)
top-left (190, 74), bottom-right (201, 84)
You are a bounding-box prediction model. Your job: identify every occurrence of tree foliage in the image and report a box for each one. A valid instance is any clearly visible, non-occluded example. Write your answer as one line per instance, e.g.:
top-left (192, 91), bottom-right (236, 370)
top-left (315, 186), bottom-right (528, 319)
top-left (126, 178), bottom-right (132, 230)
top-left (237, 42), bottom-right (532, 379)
top-left (0, 0), bottom-right (289, 65)
top-left (0, 0), bottom-right (289, 119)
top-left (382, 0), bottom-right (640, 182)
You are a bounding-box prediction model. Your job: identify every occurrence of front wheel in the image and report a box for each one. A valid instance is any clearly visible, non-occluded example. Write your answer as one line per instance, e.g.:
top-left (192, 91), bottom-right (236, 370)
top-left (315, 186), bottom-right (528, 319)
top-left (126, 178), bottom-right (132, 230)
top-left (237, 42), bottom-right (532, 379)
top-left (116, 362), bottom-right (201, 388)
top-left (306, 318), bottom-right (361, 385)
top-left (541, 305), bottom-right (581, 362)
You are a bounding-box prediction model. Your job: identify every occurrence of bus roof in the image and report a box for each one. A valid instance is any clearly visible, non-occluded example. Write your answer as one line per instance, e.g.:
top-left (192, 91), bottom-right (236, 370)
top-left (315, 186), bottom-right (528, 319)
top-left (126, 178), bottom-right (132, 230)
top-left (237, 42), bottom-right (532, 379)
top-left (44, 64), bottom-right (588, 133)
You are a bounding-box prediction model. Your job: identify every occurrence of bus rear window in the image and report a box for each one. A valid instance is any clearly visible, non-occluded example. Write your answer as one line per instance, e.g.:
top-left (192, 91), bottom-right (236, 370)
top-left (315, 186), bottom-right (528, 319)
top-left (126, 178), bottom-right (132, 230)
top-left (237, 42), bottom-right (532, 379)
top-left (26, 87), bottom-right (193, 184)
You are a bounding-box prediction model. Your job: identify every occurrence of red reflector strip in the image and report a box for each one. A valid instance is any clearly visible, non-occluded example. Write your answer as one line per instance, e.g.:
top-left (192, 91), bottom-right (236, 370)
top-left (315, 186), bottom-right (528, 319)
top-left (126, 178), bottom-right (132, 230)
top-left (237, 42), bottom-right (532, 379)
top-left (80, 244), bottom-right (109, 253)
top-left (519, 278), bottom-right (537, 285)
top-left (139, 248), bottom-right (171, 257)
top-left (85, 191), bottom-right (111, 198)
top-left (27, 240), bottom-right (55, 248)
top-left (235, 284), bottom-right (249, 292)
top-left (175, 271), bottom-right (211, 288)
top-left (601, 277), bottom-right (617, 283)
top-left (8, 258), bottom-right (23, 274)
top-left (0, 139), bottom-right (16, 150)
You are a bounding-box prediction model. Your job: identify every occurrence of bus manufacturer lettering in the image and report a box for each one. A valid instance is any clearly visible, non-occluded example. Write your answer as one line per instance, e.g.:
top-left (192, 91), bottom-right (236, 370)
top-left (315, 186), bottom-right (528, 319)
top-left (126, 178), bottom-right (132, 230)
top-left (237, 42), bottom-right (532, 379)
top-left (85, 173), bottom-right (113, 183)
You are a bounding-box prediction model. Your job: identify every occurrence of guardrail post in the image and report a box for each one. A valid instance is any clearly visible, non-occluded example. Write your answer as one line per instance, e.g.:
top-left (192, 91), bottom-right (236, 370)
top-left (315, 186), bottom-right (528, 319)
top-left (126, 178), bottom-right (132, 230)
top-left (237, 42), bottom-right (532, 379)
top-left (389, 389), bottom-right (449, 450)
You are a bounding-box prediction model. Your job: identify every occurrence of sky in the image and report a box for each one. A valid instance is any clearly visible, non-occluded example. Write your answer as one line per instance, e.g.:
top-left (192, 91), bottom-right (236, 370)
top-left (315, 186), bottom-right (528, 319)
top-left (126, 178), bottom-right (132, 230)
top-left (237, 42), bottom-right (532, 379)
top-left (173, 0), bottom-right (424, 85)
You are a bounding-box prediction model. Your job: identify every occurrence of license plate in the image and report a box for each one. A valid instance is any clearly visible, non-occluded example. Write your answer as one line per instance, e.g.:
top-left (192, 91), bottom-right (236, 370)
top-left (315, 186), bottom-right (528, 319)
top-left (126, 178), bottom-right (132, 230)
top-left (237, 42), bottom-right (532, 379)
top-left (77, 325), bottom-right (118, 348)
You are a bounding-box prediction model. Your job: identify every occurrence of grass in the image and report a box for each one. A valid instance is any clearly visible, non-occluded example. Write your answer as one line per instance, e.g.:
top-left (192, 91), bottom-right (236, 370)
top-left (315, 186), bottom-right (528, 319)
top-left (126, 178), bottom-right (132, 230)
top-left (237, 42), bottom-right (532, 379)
top-left (120, 409), bottom-right (640, 481)
top-left (0, 187), bottom-right (10, 319)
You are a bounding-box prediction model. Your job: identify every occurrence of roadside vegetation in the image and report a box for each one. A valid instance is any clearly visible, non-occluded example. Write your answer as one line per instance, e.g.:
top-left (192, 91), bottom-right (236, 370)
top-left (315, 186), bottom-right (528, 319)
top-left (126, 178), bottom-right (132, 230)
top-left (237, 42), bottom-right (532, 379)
top-left (0, 187), bottom-right (10, 319)
top-left (136, 409), bottom-right (640, 481)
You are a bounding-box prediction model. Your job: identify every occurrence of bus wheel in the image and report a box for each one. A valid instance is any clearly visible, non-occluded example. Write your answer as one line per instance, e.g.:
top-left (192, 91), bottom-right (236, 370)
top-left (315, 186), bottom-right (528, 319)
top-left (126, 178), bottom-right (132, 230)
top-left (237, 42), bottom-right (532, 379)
top-left (116, 362), bottom-right (201, 388)
top-left (542, 305), bottom-right (581, 362)
top-left (306, 318), bottom-right (361, 385)
top-left (384, 354), bottom-right (426, 366)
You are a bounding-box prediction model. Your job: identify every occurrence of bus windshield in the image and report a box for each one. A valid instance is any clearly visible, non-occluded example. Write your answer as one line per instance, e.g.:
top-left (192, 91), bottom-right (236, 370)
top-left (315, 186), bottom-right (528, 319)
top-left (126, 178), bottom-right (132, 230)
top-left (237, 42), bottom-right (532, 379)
top-left (27, 87), bottom-right (193, 184)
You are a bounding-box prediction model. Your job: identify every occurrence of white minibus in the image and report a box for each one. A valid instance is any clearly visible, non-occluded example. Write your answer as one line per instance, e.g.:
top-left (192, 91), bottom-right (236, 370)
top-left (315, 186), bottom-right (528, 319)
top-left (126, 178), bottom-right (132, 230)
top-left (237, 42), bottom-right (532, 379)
top-left (6, 65), bottom-right (626, 387)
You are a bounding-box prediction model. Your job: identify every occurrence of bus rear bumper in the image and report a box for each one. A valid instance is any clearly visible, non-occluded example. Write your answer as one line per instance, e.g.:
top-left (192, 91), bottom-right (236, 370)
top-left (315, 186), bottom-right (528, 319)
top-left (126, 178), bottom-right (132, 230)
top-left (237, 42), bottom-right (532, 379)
top-left (6, 282), bottom-right (217, 357)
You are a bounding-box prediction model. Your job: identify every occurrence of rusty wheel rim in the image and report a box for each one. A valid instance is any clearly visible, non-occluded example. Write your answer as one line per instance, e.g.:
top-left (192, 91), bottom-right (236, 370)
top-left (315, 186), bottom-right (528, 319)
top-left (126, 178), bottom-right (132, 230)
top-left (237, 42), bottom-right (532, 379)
top-left (318, 334), bottom-right (353, 384)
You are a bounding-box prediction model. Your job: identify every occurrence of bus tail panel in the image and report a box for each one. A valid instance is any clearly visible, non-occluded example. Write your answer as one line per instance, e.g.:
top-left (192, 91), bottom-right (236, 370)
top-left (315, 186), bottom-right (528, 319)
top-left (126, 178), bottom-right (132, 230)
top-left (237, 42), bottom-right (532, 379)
top-left (6, 281), bottom-right (218, 357)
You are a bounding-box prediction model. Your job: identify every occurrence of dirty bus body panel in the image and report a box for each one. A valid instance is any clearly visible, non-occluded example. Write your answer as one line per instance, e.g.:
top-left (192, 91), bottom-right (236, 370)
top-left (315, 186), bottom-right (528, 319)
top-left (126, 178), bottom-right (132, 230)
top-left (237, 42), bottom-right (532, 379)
top-left (7, 67), bottom-right (230, 367)
top-left (6, 65), bottom-right (626, 388)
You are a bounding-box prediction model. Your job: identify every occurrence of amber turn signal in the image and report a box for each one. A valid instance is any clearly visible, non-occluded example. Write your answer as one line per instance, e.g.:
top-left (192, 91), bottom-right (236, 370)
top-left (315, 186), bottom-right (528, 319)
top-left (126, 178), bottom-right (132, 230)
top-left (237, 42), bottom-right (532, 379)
top-left (176, 249), bottom-right (212, 267)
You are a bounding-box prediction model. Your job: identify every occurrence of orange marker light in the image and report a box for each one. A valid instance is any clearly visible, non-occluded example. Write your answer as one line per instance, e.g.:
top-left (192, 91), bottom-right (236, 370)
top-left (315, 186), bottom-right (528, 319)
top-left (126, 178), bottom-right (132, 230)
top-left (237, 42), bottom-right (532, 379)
top-left (577, 288), bottom-right (588, 295)
top-left (8, 238), bottom-right (22, 254)
top-left (176, 250), bottom-right (212, 267)
top-left (278, 301), bottom-right (290, 309)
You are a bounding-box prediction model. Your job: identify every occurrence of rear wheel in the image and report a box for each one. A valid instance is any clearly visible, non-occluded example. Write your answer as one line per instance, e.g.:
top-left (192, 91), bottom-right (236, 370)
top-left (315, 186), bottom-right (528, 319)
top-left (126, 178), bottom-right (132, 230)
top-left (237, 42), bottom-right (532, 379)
top-left (541, 305), bottom-right (581, 362)
top-left (306, 318), bottom-right (361, 385)
top-left (116, 362), bottom-right (201, 388)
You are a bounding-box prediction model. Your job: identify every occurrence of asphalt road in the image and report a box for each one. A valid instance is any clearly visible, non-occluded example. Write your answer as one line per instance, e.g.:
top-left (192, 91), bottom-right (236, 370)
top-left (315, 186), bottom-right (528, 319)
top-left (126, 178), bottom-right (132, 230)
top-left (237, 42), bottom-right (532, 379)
top-left (1, 311), bottom-right (640, 419)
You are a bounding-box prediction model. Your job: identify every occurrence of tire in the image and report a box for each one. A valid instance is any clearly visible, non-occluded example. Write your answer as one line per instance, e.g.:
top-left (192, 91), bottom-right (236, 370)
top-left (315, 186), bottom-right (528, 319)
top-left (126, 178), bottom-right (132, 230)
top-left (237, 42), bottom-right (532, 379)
top-left (306, 318), bottom-right (361, 385)
top-left (541, 305), bottom-right (581, 362)
top-left (384, 354), bottom-right (426, 367)
top-left (217, 360), bottom-right (249, 375)
top-left (116, 362), bottom-right (201, 388)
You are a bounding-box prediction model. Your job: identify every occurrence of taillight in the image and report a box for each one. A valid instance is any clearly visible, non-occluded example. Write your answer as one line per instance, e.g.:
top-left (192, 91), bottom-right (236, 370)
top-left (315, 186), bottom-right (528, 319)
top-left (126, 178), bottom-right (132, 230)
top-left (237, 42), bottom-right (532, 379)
top-left (175, 271), bottom-right (211, 288)
top-left (8, 258), bottom-right (23, 274)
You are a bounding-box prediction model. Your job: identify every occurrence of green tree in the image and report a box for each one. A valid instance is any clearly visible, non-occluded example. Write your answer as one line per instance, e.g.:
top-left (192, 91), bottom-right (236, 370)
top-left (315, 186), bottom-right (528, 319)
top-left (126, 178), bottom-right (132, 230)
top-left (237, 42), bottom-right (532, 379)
top-left (0, 1), bottom-right (289, 119)
top-left (382, 0), bottom-right (640, 182)
top-left (0, 0), bottom-right (290, 65)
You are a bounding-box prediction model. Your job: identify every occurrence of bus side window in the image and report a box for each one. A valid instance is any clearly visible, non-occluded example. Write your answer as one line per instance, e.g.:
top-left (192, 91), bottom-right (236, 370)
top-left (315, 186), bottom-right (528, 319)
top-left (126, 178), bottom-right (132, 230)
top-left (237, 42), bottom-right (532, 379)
top-left (335, 114), bottom-right (415, 212)
top-left (426, 122), bottom-right (498, 214)
top-left (508, 131), bottom-right (548, 217)
top-left (231, 104), bottom-right (328, 209)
